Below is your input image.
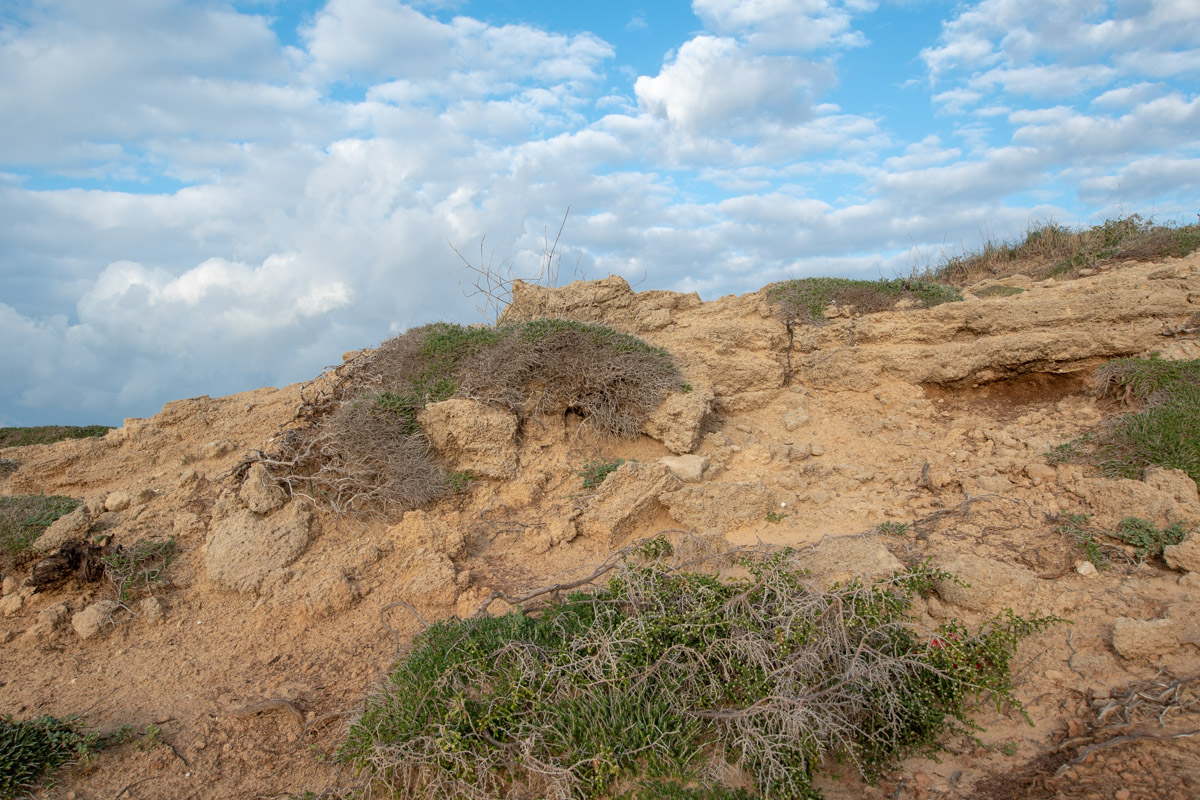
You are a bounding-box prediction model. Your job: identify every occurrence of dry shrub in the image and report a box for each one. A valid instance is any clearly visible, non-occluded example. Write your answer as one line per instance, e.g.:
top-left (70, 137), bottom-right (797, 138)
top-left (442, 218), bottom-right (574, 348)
top-left (457, 319), bottom-right (679, 438)
top-left (258, 319), bottom-right (680, 514)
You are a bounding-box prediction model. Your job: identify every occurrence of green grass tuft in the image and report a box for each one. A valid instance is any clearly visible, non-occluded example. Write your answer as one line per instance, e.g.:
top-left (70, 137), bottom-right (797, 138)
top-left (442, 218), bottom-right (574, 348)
top-left (1093, 358), bottom-right (1200, 484)
top-left (0, 715), bottom-right (99, 799)
top-left (0, 495), bottom-right (78, 561)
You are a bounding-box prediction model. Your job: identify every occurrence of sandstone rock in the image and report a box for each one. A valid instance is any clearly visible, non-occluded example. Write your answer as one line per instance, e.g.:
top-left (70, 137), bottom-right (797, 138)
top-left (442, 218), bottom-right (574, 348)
top-left (139, 596), bottom-right (165, 623)
top-left (576, 462), bottom-right (680, 548)
top-left (1, 576), bottom-right (18, 596)
top-left (0, 594), bottom-right (23, 617)
top-left (385, 511), bottom-right (466, 608)
top-left (33, 505), bottom-right (90, 553)
top-left (783, 407), bottom-right (810, 431)
top-left (660, 481), bottom-right (775, 530)
top-left (642, 385), bottom-right (713, 455)
top-left (933, 553), bottom-right (1039, 614)
top-left (658, 455), bottom-right (706, 483)
top-left (1111, 617), bottom-right (1179, 660)
top-left (73, 600), bottom-right (121, 639)
top-left (22, 602), bottom-right (70, 641)
top-left (205, 501), bottom-right (314, 594)
top-left (1164, 533), bottom-right (1200, 574)
top-left (419, 399), bottom-right (519, 479)
top-left (239, 462), bottom-right (287, 514)
top-left (1074, 477), bottom-right (1189, 528)
top-left (1143, 467), bottom-right (1200, 505)
top-left (1024, 464), bottom-right (1056, 484)
top-left (104, 489), bottom-right (152, 513)
top-left (198, 439), bottom-right (236, 460)
top-left (798, 536), bottom-right (904, 590)
top-left (1075, 561), bottom-right (1097, 576)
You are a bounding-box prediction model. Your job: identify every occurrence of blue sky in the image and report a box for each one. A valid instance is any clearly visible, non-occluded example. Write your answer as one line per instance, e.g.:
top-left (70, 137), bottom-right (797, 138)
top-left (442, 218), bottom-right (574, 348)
top-left (2, 0), bottom-right (1198, 427)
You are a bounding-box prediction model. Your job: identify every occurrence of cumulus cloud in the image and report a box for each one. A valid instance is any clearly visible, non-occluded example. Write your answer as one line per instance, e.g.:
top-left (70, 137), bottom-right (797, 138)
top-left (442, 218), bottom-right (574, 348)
top-left (635, 36), bottom-right (831, 135)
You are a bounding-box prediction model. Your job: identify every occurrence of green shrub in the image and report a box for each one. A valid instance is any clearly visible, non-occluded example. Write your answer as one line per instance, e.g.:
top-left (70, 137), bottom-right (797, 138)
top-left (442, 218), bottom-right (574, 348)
top-left (0, 715), bottom-right (99, 799)
top-left (0, 495), bottom-right (78, 566)
top-left (341, 543), bottom-right (1060, 799)
top-left (0, 426), bottom-right (112, 449)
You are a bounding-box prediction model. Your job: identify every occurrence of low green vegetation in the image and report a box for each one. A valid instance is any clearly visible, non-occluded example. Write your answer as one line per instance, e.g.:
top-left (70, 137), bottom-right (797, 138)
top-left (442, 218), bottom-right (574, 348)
top-left (1053, 513), bottom-right (1111, 569)
top-left (1113, 517), bottom-right (1188, 565)
top-left (261, 320), bottom-right (681, 515)
top-left (972, 285), bottom-right (1026, 299)
top-left (341, 541), bottom-right (1060, 800)
top-left (1093, 357), bottom-right (1200, 484)
top-left (936, 214), bottom-right (1200, 286)
top-left (576, 458), bottom-right (627, 491)
top-left (0, 715), bottom-right (99, 799)
top-left (0, 495), bottom-right (78, 566)
top-left (0, 426), bottom-right (112, 449)
top-left (100, 538), bottom-right (177, 604)
top-left (877, 521), bottom-right (909, 536)
top-left (1053, 513), bottom-right (1190, 569)
top-left (766, 277), bottom-right (962, 326)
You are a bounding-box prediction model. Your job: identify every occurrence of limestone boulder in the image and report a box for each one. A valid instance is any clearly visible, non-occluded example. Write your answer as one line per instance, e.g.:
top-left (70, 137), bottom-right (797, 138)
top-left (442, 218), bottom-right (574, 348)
top-left (576, 462), bottom-right (681, 548)
top-left (1164, 532), bottom-right (1200, 574)
top-left (642, 384), bottom-right (713, 454)
top-left (661, 481), bottom-right (776, 530)
top-left (1112, 617), bottom-right (1179, 660)
top-left (72, 601), bottom-right (121, 639)
top-left (419, 399), bottom-right (519, 479)
top-left (932, 553), bottom-right (1039, 614)
top-left (798, 536), bottom-right (905, 590)
top-left (239, 462), bottom-right (287, 514)
top-left (33, 504), bottom-right (91, 553)
top-left (204, 500), bottom-right (314, 594)
top-left (385, 510), bottom-right (468, 608)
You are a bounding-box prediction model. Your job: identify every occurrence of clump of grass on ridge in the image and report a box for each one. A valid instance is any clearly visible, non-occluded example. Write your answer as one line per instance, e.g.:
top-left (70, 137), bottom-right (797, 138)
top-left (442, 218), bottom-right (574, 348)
top-left (0, 426), bottom-right (111, 449)
top-left (936, 214), bottom-right (1200, 287)
top-left (259, 320), bottom-right (682, 515)
top-left (765, 277), bottom-right (962, 327)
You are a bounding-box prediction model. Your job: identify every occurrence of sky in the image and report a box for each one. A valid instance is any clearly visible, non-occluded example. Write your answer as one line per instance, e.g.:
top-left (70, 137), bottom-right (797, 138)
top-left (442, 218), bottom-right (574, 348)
top-left (1, 0), bottom-right (1198, 427)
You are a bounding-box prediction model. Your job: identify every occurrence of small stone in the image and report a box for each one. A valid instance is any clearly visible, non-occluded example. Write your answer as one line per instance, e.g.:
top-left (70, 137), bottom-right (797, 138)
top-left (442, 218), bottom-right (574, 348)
top-left (809, 443), bottom-right (825, 456)
top-left (1164, 533), bottom-right (1200, 573)
top-left (198, 440), bottom-right (236, 460)
top-left (1076, 561), bottom-right (1097, 576)
top-left (72, 601), bottom-right (121, 639)
top-left (139, 596), bottom-right (165, 623)
top-left (1179, 572), bottom-right (1200, 589)
top-left (104, 491), bottom-right (133, 512)
top-left (0, 594), bottom-right (23, 617)
top-left (1112, 617), bottom-right (1179, 660)
top-left (239, 463), bottom-right (287, 514)
top-left (1, 576), bottom-right (18, 596)
top-left (658, 455), bottom-right (706, 483)
top-left (783, 407), bottom-right (810, 431)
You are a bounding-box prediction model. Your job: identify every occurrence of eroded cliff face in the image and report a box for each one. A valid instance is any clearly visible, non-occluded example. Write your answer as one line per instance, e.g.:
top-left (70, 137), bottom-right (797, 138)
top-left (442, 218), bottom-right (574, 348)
top-left (2, 253), bottom-right (1199, 800)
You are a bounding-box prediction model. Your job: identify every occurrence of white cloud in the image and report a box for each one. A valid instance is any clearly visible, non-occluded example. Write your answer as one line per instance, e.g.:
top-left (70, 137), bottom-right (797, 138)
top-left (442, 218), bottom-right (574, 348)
top-left (691, 0), bottom-right (869, 51)
top-left (635, 36), bottom-right (830, 135)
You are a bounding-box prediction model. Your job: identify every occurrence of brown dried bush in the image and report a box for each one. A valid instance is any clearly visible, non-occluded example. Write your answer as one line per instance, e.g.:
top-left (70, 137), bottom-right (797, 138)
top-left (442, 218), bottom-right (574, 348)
top-left (257, 319), bottom-right (680, 515)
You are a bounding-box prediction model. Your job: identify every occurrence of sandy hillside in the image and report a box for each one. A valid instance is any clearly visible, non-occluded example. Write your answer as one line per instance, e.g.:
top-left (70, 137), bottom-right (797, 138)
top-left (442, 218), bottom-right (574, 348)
top-left (2, 254), bottom-right (1199, 800)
